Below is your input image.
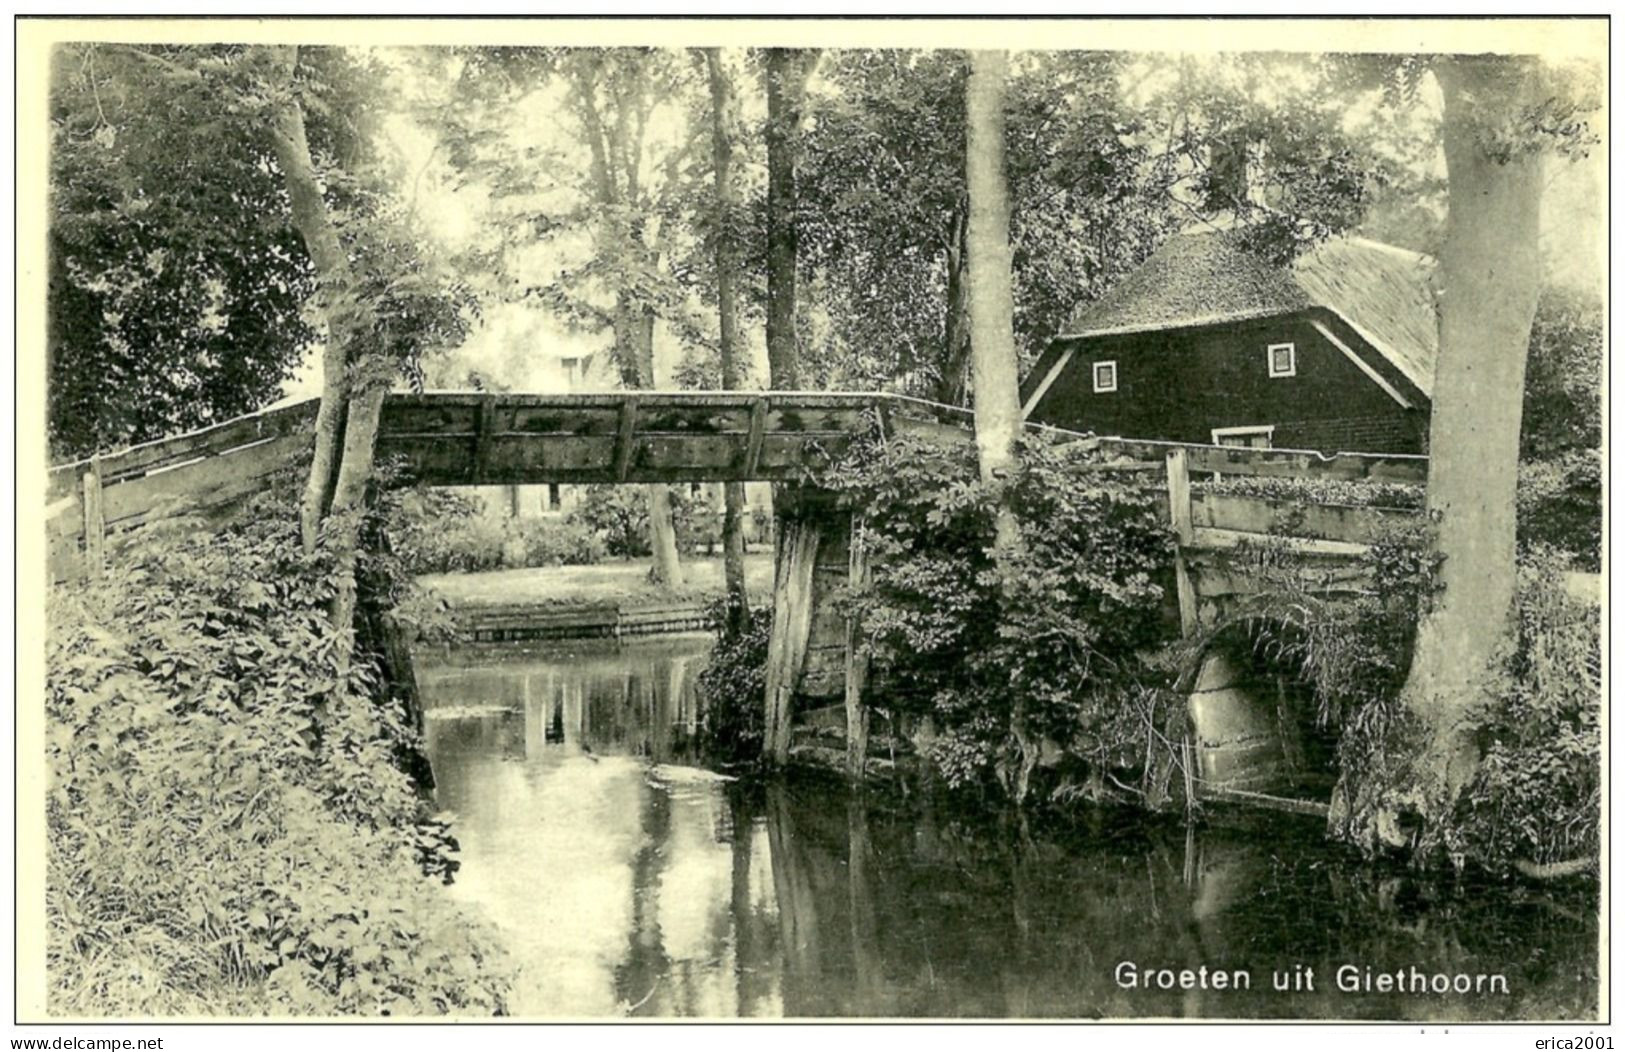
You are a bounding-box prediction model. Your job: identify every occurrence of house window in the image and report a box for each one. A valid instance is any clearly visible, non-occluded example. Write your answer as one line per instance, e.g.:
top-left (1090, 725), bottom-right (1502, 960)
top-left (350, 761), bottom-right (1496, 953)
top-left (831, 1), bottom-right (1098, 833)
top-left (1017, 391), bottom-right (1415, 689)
top-left (1267, 342), bottom-right (1296, 378)
top-left (1211, 425), bottom-right (1275, 449)
top-left (1092, 360), bottom-right (1118, 393)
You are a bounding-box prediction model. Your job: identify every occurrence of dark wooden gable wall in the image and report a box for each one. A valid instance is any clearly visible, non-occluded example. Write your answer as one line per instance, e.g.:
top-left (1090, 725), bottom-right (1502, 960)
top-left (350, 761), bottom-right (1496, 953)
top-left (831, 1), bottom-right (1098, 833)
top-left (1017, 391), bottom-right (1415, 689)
top-left (1024, 309), bottom-right (1430, 454)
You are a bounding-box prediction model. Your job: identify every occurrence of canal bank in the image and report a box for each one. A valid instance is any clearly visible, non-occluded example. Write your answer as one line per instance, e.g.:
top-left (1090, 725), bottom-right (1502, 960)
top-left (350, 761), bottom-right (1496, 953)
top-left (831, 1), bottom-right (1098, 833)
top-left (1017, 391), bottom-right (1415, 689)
top-left (418, 554), bottom-right (775, 641)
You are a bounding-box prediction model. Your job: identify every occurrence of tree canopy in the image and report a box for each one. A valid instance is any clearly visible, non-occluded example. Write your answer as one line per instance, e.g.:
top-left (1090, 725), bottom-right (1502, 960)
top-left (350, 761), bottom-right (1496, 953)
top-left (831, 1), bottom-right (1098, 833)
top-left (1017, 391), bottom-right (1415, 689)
top-left (47, 44), bottom-right (470, 462)
top-left (49, 44), bottom-right (322, 459)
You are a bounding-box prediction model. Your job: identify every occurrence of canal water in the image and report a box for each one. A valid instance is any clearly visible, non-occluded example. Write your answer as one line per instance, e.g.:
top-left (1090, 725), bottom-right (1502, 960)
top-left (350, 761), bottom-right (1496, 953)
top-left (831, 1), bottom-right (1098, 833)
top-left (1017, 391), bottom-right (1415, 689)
top-left (415, 634), bottom-right (1600, 1021)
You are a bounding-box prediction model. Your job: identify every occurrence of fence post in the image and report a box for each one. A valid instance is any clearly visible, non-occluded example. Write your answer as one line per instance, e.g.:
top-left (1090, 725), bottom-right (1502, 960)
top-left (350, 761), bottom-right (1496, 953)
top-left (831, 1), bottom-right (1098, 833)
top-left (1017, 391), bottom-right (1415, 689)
top-left (1165, 448), bottom-right (1198, 635)
top-left (82, 455), bottom-right (105, 580)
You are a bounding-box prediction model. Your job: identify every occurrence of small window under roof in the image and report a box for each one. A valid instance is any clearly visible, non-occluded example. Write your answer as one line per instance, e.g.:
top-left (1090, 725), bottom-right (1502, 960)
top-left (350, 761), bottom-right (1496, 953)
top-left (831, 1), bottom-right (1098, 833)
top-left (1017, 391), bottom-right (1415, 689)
top-left (1268, 342), bottom-right (1296, 378)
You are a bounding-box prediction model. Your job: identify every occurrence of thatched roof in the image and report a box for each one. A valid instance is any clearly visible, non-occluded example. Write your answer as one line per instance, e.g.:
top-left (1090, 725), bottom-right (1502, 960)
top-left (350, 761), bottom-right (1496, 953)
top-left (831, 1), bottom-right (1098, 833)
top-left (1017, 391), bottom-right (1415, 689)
top-left (1058, 228), bottom-right (1438, 395)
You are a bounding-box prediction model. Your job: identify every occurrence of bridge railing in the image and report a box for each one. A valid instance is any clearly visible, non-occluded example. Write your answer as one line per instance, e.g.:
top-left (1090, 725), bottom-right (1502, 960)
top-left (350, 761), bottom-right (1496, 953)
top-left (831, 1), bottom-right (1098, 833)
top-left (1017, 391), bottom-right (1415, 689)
top-left (376, 391), bottom-right (893, 486)
top-left (44, 389), bottom-right (1430, 585)
top-left (1140, 441), bottom-right (1425, 634)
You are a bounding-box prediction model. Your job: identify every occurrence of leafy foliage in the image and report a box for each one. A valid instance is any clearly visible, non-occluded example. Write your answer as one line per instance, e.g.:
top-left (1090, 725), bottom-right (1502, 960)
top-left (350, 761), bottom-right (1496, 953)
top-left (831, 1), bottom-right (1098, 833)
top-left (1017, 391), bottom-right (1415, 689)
top-left (1517, 287), bottom-right (1602, 569)
top-left (417, 47), bottom-right (715, 375)
top-left (1223, 515), bottom-right (1599, 874)
top-left (798, 51), bottom-right (1178, 400)
top-left (48, 44), bottom-right (472, 461)
top-left (389, 488), bottom-right (607, 576)
top-left (565, 485), bottom-right (705, 560)
top-left (1520, 286), bottom-right (1601, 457)
top-left (696, 602), bottom-right (773, 762)
top-left (48, 45), bottom-right (318, 459)
top-left (1456, 550), bottom-right (1601, 870)
top-left (1215, 516), bottom-right (1440, 737)
top-left (1517, 452), bottom-right (1601, 572)
top-left (825, 429), bottom-right (1176, 794)
top-left (797, 51), bottom-right (1405, 402)
top-left (46, 481), bottom-right (512, 1016)
top-left (1197, 474), bottom-right (1424, 511)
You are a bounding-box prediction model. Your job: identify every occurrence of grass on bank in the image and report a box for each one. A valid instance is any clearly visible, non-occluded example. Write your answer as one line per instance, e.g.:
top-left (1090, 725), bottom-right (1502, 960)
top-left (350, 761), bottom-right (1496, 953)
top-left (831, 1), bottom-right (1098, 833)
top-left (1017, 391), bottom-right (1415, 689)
top-left (418, 552), bottom-right (776, 610)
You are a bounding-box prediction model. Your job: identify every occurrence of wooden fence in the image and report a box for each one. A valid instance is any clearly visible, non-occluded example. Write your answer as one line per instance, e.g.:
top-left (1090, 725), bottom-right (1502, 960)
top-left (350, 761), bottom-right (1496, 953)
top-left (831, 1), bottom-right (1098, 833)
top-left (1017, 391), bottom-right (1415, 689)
top-left (47, 400), bottom-right (320, 583)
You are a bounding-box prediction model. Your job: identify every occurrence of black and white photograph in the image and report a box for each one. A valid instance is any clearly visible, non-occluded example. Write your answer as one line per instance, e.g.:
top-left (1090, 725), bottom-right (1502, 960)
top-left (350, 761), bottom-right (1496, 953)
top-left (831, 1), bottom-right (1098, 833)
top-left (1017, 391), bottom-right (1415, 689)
top-left (16, 15), bottom-right (1608, 1028)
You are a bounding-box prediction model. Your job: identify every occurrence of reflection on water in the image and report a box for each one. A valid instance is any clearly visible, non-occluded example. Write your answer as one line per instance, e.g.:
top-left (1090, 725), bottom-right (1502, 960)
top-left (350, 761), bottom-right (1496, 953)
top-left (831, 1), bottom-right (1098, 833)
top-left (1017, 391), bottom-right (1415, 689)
top-left (417, 636), bottom-right (1599, 1020)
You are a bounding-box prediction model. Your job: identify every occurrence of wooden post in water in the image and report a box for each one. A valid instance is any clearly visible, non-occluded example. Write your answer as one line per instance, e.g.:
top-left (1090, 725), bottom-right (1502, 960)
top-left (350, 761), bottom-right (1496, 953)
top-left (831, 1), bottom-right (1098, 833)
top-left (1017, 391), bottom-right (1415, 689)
top-left (843, 516), bottom-right (872, 780)
top-left (763, 507), bottom-right (820, 766)
top-left (1165, 448), bottom-right (1198, 636)
top-left (81, 455), bottom-right (105, 579)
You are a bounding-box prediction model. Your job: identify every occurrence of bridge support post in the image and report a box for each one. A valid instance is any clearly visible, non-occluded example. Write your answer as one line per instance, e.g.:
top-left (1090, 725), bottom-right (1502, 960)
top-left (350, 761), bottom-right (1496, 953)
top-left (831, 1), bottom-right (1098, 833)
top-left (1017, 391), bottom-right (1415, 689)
top-left (764, 501), bottom-right (821, 766)
top-left (843, 517), bottom-right (872, 779)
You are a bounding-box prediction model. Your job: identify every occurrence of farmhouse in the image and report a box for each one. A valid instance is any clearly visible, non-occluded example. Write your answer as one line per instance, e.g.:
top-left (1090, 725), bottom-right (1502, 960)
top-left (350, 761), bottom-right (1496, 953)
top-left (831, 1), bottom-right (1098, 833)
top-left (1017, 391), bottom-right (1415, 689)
top-left (1020, 226), bottom-right (1438, 454)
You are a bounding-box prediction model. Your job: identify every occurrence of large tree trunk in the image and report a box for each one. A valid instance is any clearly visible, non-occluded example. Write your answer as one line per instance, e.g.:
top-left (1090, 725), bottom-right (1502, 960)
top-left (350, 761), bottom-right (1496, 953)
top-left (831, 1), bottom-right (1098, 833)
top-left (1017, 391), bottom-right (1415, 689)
top-left (265, 45), bottom-right (351, 555)
top-left (966, 49), bottom-right (1035, 801)
top-left (764, 48), bottom-right (816, 390)
top-left (573, 64), bottom-right (683, 589)
top-left (266, 43), bottom-right (392, 667)
top-left (644, 485), bottom-right (684, 587)
top-left (1333, 56), bottom-right (1545, 854)
top-left (707, 49), bottom-right (749, 634)
top-left (622, 308), bottom-right (685, 588)
top-left (324, 356), bottom-right (393, 653)
top-left (966, 54), bottom-right (1022, 502)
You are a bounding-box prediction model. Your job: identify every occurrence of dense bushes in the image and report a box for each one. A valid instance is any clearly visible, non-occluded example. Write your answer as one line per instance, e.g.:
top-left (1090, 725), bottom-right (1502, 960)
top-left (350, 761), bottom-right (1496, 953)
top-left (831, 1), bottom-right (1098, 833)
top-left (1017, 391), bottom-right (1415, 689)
top-left (827, 430), bottom-right (1178, 798)
top-left (392, 485), bottom-right (737, 575)
top-left (46, 483), bottom-right (512, 1016)
top-left (691, 430), bottom-right (1180, 798)
top-left (1518, 288), bottom-right (1602, 570)
top-left (564, 484), bottom-right (709, 559)
top-left (392, 489), bottom-right (606, 575)
top-left (696, 601), bottom-right (773, 763)
top-left (1518, 450), bottom-right (1601, 572)
top-left (1225, 516), bottom-right (1441, 733)
top-left (1235, 519), bottom-right (1599, 874)
top-left (1455, 550), bottom-right (1601, 871)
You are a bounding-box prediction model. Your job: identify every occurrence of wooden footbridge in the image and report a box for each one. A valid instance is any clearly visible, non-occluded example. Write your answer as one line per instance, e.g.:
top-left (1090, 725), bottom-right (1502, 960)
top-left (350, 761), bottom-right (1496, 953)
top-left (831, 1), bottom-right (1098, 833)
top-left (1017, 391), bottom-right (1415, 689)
top-left (46, 389), bottom-right (1428, 806)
